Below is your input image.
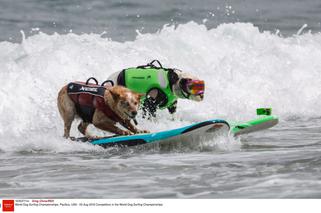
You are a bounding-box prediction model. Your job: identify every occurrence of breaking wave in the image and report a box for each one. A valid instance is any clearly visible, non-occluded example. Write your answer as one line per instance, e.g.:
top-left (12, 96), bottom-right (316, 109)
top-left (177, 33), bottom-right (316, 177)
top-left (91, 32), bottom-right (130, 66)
top-left (1, 22), bottom-right (321, 152)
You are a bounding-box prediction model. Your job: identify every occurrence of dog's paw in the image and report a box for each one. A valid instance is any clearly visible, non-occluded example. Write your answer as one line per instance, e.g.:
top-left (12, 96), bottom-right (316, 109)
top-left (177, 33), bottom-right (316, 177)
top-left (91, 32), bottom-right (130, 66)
top-left (136, 129), bottom-right (150, 134)
top-left (87, 135), bottom-right (100, 140)
top-left (119, 130), bottom-right (134, 135)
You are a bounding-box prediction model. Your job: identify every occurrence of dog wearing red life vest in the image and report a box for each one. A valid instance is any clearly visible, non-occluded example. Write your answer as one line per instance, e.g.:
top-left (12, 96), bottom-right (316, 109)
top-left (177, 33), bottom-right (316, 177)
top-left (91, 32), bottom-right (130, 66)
top-left (57, 80), bottom-right (148, 139)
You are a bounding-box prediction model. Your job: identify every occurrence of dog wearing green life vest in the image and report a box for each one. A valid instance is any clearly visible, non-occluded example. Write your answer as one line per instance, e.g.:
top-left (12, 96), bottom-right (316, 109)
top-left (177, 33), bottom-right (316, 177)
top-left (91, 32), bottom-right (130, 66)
top-left (106, 60), bottom-right (205, 117)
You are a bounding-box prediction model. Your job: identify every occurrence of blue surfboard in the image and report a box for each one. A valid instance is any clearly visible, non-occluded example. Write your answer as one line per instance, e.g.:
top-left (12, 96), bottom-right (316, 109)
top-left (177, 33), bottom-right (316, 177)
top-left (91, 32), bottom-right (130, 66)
top-left (74, 110), bottom-right (278, 148)
top-left (87, 119), bottom-right (230, 148)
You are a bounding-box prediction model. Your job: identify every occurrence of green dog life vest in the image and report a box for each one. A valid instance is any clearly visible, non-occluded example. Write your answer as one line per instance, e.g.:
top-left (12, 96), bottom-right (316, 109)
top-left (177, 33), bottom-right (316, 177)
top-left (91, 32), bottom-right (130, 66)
top-left (122, 67), bottom-right (177, 109)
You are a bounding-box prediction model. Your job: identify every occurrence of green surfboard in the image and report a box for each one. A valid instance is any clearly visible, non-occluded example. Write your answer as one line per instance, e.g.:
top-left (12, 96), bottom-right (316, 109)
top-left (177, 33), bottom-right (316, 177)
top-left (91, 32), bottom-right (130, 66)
top-left (230, 108), bottom-right (278, 136)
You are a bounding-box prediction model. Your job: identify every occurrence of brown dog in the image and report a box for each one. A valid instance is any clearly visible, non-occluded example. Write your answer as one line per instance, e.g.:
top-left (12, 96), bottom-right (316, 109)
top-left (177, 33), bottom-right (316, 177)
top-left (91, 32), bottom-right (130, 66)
top-left (57, 80), bottom-right (148, 139)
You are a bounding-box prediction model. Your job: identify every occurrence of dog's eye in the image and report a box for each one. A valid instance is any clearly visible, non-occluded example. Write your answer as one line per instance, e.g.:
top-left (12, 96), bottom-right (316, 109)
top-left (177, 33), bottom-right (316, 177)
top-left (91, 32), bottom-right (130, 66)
top-left (134, 101), bottom-right (138, 105)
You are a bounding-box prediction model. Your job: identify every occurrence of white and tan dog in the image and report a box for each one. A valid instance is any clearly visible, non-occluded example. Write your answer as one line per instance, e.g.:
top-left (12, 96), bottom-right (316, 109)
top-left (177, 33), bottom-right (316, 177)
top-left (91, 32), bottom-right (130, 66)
top-left (106, 60), bottom-right (205, 117)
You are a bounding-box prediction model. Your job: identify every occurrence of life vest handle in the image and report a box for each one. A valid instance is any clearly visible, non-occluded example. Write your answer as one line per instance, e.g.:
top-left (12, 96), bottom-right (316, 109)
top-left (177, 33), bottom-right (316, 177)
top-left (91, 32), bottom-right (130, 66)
top-left (86, 77), bottom-right (99, 85)
top-left (148, 60), bottom-right (163, 68)
top-left (101, 80), bottom-right (114, 87)
top-left (137, 59), bottom-right (163, 69)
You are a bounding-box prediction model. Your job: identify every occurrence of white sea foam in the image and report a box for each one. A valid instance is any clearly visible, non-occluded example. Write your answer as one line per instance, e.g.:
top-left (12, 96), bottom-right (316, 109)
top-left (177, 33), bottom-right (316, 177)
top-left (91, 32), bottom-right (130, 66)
top-left (1, 22), bottom-right (321, 152)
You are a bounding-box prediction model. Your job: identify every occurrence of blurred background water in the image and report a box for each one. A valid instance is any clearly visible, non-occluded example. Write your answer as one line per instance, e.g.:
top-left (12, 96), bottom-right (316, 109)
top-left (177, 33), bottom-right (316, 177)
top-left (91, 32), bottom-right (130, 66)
top-left (1, 0), bottom-right (321, 42)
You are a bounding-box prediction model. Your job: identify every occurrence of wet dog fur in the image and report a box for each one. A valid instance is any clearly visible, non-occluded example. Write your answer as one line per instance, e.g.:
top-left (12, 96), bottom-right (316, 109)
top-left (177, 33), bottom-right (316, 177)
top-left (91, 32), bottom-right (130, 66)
top-left (57, 85), bottom-right (148, 139)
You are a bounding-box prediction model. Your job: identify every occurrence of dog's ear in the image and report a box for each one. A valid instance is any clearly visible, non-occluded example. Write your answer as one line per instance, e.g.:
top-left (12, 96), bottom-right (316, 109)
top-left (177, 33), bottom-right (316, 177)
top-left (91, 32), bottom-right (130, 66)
top-left (109, 89), bottom-right (120, 101)
top-left (168, 69), bottom-right (179, 86)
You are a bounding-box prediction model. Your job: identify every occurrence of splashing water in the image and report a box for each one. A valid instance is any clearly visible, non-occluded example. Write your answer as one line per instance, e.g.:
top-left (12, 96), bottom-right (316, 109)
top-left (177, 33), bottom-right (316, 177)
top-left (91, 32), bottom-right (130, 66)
top-left (1, 22), bottom-right (321, 153)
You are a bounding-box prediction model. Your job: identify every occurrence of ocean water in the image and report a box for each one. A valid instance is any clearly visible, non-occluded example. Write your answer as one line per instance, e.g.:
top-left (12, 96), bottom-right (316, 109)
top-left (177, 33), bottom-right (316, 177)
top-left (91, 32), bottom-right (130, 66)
top-left (1, 0), bottom-right (321, 198)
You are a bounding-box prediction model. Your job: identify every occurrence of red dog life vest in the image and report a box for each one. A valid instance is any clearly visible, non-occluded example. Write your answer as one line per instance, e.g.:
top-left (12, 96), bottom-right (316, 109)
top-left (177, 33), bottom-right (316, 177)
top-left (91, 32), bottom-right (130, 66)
top-left (67, 82), bottom-right (122, 123)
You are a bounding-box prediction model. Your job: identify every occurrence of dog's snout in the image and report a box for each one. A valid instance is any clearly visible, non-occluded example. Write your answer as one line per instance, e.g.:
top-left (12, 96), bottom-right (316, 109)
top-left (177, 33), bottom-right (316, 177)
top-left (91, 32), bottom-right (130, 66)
top-left (131, 111), bottom-right (137, 117)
